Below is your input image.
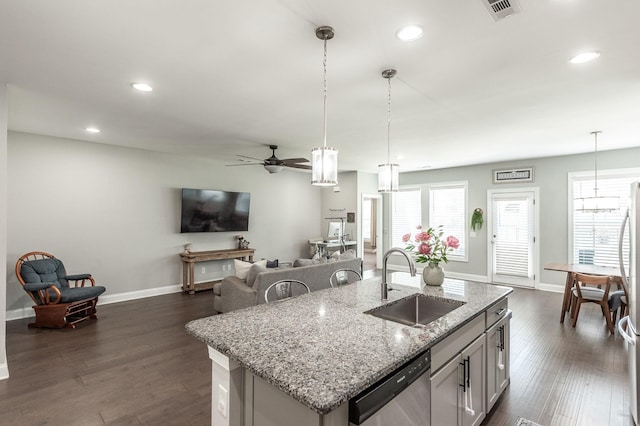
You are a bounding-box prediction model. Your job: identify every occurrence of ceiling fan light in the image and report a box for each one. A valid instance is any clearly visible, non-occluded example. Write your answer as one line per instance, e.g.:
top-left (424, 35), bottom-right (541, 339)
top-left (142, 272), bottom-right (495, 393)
top-left (311, 146), bottom-right (338, 186)
top-left (378, 163), bottom-right (399, 192)
top-left (264, 164), bottom-right (283, 174)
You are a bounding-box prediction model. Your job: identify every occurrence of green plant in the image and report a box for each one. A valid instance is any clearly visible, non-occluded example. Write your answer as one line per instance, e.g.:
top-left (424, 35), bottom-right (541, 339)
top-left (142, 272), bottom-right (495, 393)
top-left (471, 208), bottom-right (484, 231)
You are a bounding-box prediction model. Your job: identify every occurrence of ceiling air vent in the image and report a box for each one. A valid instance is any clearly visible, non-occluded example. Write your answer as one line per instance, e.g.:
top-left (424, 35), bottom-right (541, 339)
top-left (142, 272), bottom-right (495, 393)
top-left (482, 0), bottom-right (521, 21)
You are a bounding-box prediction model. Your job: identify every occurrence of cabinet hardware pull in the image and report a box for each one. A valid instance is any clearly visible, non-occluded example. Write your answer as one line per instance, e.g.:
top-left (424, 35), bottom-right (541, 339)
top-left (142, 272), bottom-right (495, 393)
top-left (495, 308), bottom-right (506, 316)
top-left (463, 356), bottom-right (475, 415)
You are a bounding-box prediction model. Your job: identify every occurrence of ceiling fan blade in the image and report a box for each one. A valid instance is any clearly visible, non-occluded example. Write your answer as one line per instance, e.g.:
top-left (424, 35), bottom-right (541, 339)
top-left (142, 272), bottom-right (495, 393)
top-left (225, 163), bottom-right (263, 167)
top-left (285, 163), bottom-right (312, 170)
top-left (282, 158), bottom-right (310, 164)
top-left (236, 154), bottom-right (264, 161)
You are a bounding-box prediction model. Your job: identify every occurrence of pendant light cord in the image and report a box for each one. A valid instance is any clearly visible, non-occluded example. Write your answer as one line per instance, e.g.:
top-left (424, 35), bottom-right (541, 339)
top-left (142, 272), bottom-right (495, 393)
top-left (387, 75), bottom-right (392, 163)
top-left (592, 131), bottom-right (601, 197)
top-left (323, 36), bottom-right (328, 149)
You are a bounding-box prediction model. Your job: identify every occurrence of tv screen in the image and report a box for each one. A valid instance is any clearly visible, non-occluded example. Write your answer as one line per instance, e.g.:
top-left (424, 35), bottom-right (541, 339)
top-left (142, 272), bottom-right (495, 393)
top-left (180, 188), bottom-right (250, 233)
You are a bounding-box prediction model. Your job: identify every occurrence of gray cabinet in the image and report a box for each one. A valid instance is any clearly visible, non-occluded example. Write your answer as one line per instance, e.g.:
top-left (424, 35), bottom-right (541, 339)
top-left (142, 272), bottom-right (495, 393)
top-left (431, 333), bottom-right (486, 426)
top-left (486, 312), bottom-right (511, 411)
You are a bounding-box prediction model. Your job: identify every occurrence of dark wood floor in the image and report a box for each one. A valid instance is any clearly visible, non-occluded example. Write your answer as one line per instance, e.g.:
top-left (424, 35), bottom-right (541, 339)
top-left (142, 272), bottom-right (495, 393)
top-left (483, 287), bottom-right (633, 426)
top-left (1, 285), bottom-right (634, 425)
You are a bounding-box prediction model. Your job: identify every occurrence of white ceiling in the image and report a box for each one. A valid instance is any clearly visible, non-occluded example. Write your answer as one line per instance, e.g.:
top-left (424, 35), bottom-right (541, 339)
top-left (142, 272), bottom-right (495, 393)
top-left (1, 0), bottom-right (639, 173)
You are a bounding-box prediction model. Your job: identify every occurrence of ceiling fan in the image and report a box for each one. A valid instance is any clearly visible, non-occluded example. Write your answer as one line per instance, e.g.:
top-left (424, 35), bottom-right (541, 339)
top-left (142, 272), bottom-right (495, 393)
top-left (227, 145), bottom-right (311, 174)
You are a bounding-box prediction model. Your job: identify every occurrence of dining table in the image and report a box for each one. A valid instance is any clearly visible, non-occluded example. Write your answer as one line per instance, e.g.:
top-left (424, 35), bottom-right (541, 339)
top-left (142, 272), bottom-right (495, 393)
top-left (543, 262), bottom-right (623, 323)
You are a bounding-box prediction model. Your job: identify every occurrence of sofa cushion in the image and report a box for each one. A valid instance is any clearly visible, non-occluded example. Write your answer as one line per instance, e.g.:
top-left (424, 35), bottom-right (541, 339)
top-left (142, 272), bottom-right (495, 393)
top-left (293, 258), bottom-right (319, 267)
top-left (247, 263), bottom-right (267, 287)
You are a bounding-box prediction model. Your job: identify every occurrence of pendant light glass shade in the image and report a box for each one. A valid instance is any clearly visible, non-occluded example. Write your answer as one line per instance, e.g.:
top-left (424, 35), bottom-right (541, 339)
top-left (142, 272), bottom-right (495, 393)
top-left (311, 146), bottom-right (338, 185)
top-left (378, 68), bottom-right (399, 192)
top-left (378, 163), bottom-right (399, 192)
top-left (312, 26), bottom-right (338, 186)
top-left (574, 131), bottom-right (619, 213)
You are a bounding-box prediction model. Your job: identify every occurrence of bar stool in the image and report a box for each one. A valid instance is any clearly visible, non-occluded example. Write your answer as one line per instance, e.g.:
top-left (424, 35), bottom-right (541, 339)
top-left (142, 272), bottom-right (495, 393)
top-left (264, 279), bottom-right (311, 303)
top-left (329, 268), bottom-right (362, 288)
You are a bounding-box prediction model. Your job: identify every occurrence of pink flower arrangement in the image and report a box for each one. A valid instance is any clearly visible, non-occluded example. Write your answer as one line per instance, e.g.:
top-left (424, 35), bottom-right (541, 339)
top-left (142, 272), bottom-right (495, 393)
top-left (403, 225), bottom-right (459, 266)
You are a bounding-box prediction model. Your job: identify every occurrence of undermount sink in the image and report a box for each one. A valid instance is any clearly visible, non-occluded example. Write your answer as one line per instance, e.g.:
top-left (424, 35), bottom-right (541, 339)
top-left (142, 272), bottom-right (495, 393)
top-left (366, 294), bottom-right (465, 327)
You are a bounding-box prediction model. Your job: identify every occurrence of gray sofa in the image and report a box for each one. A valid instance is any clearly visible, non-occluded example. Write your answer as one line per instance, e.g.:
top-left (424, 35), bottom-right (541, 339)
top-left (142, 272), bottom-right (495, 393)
top-left (213, 257), bottom-right (362, 314)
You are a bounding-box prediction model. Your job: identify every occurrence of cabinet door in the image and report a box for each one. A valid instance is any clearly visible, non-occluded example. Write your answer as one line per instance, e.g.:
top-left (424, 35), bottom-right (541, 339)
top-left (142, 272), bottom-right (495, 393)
top-left (461, 334), bottom-right (486, 426)
top-left (430, 355), bottom-right (461, 426)
top-left (486, 321), bottom-right (500, 411)
top-left (497, 315), bottom-right (510, 395)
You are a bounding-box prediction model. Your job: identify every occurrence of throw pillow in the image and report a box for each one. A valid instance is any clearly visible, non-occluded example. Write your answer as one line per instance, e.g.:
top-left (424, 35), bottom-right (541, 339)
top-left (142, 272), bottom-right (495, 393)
top-left (247, 263), bottom-right (267, 288)
top-left (234, 259), bottom-right (253, 280)
top-left (337, 249), bottom-right (356, 260)
top-left (293, 258), bottom-right (319, 267)
top-left (266, 259), bottom-right (279, 268)
top-left (234, 259), bottom-right (266, 280)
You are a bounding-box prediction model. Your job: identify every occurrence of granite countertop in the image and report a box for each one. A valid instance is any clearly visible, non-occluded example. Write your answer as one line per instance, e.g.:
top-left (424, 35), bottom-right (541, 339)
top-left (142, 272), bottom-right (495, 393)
top-left (186, 273), bottom-right (512, 415)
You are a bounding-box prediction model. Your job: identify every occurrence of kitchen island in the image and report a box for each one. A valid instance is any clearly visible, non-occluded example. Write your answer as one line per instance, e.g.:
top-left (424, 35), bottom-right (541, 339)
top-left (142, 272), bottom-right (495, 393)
top-left (186, 273), bottom-right (512, 426)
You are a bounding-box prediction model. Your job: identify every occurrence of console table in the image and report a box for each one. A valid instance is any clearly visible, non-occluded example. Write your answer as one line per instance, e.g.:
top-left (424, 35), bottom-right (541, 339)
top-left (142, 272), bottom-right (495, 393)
top-left (180, 248), bottom-right (255, 294)
top-left (310, 240), bottom-right (357, 258)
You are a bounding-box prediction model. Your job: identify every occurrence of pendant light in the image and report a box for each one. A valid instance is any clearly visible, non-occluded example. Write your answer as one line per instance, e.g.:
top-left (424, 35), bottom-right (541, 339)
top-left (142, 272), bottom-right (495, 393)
top-left (574, 131), bottom-right (619, 213)
top-left (311, 26), bottom-right (338, 186)
top-left (378, 69), bottom-right (399, 192)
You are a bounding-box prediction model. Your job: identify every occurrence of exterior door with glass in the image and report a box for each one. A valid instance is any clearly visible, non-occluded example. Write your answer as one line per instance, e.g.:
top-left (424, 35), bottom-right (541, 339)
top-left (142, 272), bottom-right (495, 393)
top-left (488, 190), bottom-right (538, 288)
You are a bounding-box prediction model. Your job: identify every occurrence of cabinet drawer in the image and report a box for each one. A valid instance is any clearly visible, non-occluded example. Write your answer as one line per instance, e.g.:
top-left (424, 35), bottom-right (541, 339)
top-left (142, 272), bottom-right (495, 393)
top-left (485, 298), bottom-right (508, 329)
top-left (431, 313), bottom-right (485, 373)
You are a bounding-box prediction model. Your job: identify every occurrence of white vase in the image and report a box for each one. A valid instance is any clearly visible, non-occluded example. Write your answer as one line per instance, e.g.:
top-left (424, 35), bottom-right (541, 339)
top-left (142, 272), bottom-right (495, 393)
top-left (422, 263), bottom-right (445, 286)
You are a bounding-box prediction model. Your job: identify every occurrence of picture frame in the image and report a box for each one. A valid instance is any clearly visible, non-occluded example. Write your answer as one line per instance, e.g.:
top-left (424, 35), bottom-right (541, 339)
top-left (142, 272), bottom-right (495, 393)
top-left (346, 212), bottom-right (355, 223)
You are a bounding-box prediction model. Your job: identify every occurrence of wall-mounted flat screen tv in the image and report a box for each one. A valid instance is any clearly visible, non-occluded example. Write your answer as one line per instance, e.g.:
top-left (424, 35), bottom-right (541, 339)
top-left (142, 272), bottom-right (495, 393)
top-left (180, 188), bottom-right (250, 233)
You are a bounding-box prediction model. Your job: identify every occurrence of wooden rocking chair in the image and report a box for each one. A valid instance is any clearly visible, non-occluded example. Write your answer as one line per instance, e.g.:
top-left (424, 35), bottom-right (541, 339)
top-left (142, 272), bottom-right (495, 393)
top-left (15, 251), bottom-right (106, 329)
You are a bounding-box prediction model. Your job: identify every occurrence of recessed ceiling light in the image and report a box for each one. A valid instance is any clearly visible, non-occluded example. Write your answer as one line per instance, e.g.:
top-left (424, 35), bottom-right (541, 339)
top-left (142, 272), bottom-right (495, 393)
top-left (396, 25), bottom-right (423, 42)
top-left (85, 127), bottom-right (101, 133)
top-left (569, 51), bottom-right (600, 64)
top-left (131, 82), bottom-right (153, 92)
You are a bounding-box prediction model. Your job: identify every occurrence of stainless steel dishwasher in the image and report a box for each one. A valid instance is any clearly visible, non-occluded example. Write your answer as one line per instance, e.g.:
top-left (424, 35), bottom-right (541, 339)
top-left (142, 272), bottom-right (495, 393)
top-left (349, 350), bottom-right (430, 425)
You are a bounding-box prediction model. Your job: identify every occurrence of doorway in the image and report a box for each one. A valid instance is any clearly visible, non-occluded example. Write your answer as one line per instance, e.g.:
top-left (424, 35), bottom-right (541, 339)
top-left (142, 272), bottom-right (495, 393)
top-left (487, 188), bottom-right (539, 288)
top-left (361, 194), bottom-right (382, 271)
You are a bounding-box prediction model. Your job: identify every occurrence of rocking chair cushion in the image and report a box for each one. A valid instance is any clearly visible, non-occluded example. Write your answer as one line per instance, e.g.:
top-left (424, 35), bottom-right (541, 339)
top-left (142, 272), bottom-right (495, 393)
top-left (20, 258), bottom-right (69, 288)
top-left (23, 281), bottom-right (60, 292)
top-left (59, 286), bottom-right (106, 303)
top-left (66, 273), bottom-right (92, 280)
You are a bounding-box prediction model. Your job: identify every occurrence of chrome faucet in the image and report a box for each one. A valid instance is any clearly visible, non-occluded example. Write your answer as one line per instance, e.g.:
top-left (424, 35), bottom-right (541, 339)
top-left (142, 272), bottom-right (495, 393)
top-left (381, 248), bottom-right (416, 301)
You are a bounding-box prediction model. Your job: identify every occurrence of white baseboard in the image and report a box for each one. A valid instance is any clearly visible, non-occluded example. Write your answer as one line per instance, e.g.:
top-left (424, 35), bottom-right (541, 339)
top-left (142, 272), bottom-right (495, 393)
top-left (0, 362), bottom-right (8, 380)
top-left (6, 284), bottom-right (184, 321)
top-left (537, 282), bottom-right (565, 293)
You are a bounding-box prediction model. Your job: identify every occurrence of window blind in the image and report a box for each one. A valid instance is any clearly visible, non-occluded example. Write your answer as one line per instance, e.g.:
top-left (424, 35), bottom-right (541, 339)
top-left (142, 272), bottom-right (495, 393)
top-left (494, 198), bottom-right (530, 277)
top-left (391, 189), bottom-right (422, 248)
top-left (429, 185), bottom-right (466, 259)
top-left (571, 172), bottom-right (639, 269)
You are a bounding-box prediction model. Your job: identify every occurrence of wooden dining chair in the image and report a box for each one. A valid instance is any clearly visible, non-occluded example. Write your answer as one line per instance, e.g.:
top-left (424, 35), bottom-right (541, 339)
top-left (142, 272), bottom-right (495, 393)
top-left (609, 277), bottom-right (629, 326)
top-left (570, 272), bottom-right (615, 334)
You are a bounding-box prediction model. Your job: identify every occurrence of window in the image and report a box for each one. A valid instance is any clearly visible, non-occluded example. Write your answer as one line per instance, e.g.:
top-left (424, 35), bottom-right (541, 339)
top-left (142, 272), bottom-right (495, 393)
top-left (428, 183), bottom-right (467, 261)
top-left (570, 168), bottom-right (640, 268)
top-left (391, 188), bottom-right (421, 248)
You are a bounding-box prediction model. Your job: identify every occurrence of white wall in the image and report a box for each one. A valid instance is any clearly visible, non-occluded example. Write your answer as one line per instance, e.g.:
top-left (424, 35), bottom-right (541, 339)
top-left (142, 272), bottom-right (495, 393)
top-left (0, 84), bottom-right (9, 379)
top-left (394, 146), bottom-right (640, 288)
top-left (6, 131), bottom-right (322, 316)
